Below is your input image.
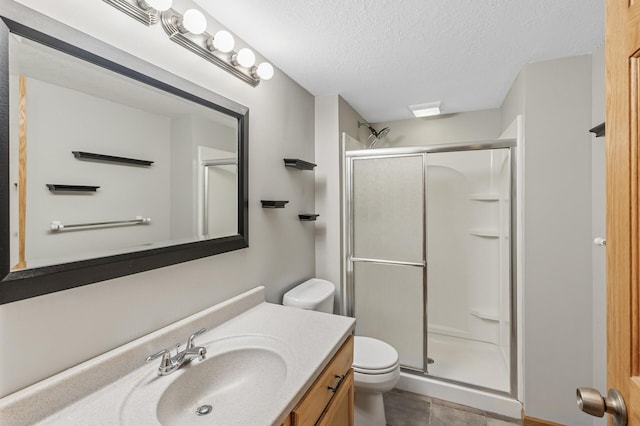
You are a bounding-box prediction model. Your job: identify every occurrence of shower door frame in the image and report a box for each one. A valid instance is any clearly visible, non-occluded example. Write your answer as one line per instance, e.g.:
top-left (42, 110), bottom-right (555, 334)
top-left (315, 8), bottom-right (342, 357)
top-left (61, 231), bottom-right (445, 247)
top-left (342, 139), bottom-right (518, 398)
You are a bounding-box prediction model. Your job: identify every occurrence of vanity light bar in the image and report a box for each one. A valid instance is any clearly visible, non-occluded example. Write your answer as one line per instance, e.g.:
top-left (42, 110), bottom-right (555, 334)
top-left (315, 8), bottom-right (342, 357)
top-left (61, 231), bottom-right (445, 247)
top-left (159, 9), bottom-right (259, 87)
top-left (103, 0), bottom-right (162, 25)
top-left (102, 0), bottom-right (274, 86)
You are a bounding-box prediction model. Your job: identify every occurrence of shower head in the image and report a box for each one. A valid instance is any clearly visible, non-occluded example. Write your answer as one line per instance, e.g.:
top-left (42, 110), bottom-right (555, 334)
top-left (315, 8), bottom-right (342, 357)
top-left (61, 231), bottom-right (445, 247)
top-left (357, 121), bottom-right (391, 148)
top-left (376, 127), bottom-right (390, 138)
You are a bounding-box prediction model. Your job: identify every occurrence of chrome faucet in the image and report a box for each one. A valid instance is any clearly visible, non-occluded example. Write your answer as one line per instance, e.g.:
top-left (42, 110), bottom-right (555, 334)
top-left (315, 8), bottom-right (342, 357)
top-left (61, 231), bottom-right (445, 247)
top-left (146, 328), bottom-right (207, 376)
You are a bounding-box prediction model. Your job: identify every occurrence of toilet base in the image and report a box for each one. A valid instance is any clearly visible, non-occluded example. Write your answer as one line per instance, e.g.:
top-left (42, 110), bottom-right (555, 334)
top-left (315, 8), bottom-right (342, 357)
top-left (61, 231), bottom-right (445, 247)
top-left (354, 390), bottom-right (387, 426)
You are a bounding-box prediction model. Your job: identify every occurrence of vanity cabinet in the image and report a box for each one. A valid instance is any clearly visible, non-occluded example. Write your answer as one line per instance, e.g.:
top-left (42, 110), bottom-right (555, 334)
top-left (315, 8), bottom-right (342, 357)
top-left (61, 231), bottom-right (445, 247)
top-left (288, 335), bottom-right (354, 426)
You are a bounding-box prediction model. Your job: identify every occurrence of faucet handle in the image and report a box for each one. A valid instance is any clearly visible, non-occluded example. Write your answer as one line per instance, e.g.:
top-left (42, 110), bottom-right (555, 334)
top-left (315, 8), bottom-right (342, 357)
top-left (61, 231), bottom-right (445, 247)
top-left (146, 348), bottom-right (172, 368)
top-left (187, 328), bottom-right (206, 349)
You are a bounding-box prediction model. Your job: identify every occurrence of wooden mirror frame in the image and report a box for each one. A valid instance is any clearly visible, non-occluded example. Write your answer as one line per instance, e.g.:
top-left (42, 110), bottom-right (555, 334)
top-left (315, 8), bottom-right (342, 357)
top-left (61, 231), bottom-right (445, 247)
top-left (0, 3), bottom-right (249, 304)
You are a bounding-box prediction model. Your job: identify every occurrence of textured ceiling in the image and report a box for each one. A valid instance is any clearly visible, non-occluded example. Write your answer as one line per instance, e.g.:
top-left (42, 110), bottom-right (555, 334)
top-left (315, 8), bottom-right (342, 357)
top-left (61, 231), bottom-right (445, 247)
top-left (194, 0), bottom-right (604, 122)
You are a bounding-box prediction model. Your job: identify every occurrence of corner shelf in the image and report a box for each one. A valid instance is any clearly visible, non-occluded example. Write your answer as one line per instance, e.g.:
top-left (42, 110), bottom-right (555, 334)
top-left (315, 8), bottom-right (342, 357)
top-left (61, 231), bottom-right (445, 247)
top-left (261, 200), bottom-right (289, 209)
top-left (469, 193), bottom-right (500, 201)
top-left (46, 184), bottom-right (100, 192)
top-left (72, 151), bottom-right (154, 166)
top-left (589, 122), bottom-right (605, 138)
top-left (469, 228), bottom-right (500, 238)
top-left (284, 158), bottom-right (316, 170)
top-left (298, 214), bottom-right (320, 221)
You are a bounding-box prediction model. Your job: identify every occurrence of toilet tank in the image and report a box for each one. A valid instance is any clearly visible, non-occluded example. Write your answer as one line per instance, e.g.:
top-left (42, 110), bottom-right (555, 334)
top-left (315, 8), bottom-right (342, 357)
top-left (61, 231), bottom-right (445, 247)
top-left (282, 278), bottom-right (335, 313)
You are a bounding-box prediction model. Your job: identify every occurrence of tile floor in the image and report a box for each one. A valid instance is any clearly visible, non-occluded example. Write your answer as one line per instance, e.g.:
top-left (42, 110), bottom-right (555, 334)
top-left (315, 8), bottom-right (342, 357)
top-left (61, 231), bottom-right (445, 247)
top-left (383, 389), bottom-right (522, 426)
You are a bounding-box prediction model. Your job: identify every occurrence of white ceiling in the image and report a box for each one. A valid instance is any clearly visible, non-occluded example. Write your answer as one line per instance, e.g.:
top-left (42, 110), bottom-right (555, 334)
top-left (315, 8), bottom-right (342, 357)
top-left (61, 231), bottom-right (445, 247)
top-left (195, 0), bottom-right (604, 123)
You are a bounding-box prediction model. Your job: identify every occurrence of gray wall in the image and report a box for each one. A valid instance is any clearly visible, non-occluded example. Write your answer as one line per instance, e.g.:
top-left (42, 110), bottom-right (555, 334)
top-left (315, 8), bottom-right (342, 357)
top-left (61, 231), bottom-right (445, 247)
top-left (590, 45), bottom-right (606, 426)
top-left (0, 0), bottom-right (316, 398)
top-left (314, 95), bottom-right (365, 313)
top-left (314, 94), bottom-right (340, 307)
top-left (501, 55), bottom-right (594, 425)
top-left (372, 108), bottom-right (502, 148)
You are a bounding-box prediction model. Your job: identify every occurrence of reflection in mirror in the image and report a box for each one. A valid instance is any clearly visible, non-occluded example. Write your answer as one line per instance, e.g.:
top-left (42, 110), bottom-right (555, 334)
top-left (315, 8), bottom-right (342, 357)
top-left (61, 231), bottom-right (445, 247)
top-left (9, 35), bottom-right (239, 270)
top-left (200, 151), bottom-right (238, 239)
top-left (0, 7), bottom-right (248, 305)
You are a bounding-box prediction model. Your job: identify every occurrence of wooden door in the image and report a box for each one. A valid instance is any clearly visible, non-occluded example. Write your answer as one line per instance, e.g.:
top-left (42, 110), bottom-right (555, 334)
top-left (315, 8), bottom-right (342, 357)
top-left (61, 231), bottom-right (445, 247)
top-left (606, 0), bottom-right (640, 424)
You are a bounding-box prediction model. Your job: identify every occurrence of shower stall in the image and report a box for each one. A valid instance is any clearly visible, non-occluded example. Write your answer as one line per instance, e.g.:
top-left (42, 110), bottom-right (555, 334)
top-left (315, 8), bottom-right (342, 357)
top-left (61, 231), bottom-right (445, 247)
top-left (342, 138), bottom-right (517, 401)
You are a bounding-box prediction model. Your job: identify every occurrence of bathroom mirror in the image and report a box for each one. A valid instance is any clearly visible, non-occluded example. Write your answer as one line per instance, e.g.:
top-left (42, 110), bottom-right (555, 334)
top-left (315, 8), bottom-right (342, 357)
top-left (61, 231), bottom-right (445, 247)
top-left (0, 6), bottom-right (249, 304)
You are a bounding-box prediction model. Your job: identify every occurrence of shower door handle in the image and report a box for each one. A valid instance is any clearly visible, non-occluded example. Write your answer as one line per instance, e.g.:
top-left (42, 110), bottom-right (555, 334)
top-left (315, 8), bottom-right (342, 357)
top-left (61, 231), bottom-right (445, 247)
top-left (576, 387), bottom-right (627, 425)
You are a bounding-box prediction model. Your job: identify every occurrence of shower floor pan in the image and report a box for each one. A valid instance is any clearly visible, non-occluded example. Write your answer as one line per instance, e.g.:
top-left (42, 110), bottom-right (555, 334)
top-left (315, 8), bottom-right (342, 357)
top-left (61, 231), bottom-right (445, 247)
top-left (426, 333), bottom-right (509, 393)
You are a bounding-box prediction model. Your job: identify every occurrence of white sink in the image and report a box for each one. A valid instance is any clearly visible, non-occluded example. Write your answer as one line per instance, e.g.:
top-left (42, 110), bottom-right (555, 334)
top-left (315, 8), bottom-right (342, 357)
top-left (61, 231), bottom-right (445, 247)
top-left (120, 335), bottom-right (292, 426)
top-left (0, 289), bottom-right (355, 426)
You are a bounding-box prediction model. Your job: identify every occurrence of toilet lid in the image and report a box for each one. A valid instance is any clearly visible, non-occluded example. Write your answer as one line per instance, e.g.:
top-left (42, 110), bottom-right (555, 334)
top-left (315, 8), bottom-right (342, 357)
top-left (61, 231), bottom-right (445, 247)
top-left (353, 336), bottom-right (399, 374)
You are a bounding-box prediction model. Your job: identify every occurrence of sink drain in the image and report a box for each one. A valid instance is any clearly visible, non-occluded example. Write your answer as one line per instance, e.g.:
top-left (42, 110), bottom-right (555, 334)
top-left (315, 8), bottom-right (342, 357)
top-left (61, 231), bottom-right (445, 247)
top-left (196, 404), bottom-right (213, 416)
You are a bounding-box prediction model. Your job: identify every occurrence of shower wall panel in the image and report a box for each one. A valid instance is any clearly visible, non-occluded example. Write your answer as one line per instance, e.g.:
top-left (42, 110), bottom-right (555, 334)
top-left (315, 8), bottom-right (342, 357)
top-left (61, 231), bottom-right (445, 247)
top-left (424, 164), bottom-right (470, 337)
top-left (425, 148), bottom-right (511, 392)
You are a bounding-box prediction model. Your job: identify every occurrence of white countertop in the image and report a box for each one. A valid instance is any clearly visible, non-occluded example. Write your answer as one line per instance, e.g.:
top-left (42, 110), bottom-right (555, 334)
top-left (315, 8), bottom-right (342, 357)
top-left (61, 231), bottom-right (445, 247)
top-left (0, 287), bottom-right (355, 426)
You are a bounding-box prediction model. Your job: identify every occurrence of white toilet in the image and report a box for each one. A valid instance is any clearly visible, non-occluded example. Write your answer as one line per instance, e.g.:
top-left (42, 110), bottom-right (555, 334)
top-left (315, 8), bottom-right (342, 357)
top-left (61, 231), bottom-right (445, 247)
top-left (283, 278), bottom-right (400, 426)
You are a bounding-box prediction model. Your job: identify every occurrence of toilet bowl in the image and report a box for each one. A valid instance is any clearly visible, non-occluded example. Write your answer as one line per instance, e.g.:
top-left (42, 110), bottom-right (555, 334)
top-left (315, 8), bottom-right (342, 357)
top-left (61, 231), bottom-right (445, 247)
top-left (352, 335), bottom-right (400, 426)
top-left (282, 278), bottom-right (400, 426)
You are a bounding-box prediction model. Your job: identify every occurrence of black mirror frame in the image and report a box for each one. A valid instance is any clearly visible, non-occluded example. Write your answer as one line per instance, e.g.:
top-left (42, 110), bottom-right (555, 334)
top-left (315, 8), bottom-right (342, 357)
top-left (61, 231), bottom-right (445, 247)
top-left (0, 5), bottom-right (249, 305)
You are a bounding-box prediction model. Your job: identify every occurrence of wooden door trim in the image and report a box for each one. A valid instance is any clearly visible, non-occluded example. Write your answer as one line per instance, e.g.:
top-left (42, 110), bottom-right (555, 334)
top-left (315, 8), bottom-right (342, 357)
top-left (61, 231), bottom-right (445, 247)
top-left (606, 0), bottom-right (640, 424)
top-left (522, 416), bottom-right (564, 426)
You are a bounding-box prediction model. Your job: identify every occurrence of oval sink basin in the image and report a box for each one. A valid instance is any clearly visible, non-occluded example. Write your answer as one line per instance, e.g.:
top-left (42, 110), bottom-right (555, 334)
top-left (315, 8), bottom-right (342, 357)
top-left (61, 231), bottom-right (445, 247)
top-left (120, 335), bottom-right (291, 426)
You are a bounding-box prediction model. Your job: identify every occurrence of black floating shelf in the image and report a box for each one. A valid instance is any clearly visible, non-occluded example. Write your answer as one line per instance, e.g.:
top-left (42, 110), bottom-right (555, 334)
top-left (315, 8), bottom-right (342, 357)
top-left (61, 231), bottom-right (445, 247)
top-left (284, 158), bottom-right (317, 170)
top-left (589, 122), bottom-right (605, 138)
top-left (299, 214), bottom-right (320, 221)
top-left (72, 151), bottom-right (154, 166)
top-left (46, 184), bottom-right (100, 192)
top-left (261, 200), bottom-right (289, 208)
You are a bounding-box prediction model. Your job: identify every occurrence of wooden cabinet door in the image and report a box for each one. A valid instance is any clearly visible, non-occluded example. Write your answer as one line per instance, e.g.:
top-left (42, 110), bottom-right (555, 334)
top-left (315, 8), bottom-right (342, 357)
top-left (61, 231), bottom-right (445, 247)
top-left (606, 0), bottom-right (640, 424)
top-left (291, 336), bottom-right (354, 425)
top-left (317, 370), bottom-right (354, 426)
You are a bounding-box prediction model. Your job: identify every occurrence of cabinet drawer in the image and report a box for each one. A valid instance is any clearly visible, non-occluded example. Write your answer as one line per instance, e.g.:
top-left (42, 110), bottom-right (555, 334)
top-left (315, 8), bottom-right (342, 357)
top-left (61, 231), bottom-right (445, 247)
top-left (291, 335), bottom-right (354, 426)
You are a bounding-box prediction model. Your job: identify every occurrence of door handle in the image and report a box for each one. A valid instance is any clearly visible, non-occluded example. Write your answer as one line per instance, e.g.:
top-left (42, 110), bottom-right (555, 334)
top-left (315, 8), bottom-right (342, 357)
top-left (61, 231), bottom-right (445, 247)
top-left (576, 387), bottom-right (627, 426)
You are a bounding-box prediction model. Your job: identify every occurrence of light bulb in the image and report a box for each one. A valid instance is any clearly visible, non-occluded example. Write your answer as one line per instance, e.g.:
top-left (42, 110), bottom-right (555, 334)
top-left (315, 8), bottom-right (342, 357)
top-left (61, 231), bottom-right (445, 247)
top-left (235, 48), bottom-right (256, 68)
top-left (137, 0), bottom-right (172, 11)
top-left (255, 62), bottom-right (274, 80)
top-left (212, 30), bottom-right (235, 53)
top-left (178, 9), bottom-right (207, 35)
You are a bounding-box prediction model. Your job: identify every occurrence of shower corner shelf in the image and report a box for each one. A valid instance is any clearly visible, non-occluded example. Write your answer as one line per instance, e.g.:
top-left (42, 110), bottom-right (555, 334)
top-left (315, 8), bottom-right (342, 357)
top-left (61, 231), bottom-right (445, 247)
top-left (589, 122), bottom-right (605, 138)
top-left (261, 200), bottom-right (289, 209)
top-left (298, 214), bottom-right (320, 221)
top-left (469, 228), bottom-right (500, 238)
top-left (46, 184), bottom-right (100, 192)
top-left (469, 193), bottom-right (500, 201)
top-left (283, 158), bottom-right (317, 170)
top-left (72, 151), bottom-right (154, 166)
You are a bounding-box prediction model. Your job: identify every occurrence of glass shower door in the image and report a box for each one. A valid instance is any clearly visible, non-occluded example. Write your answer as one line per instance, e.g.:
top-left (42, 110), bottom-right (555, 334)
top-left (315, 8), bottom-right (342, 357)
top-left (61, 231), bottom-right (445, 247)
top-left (348, 154), bottom-right (426, 371)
